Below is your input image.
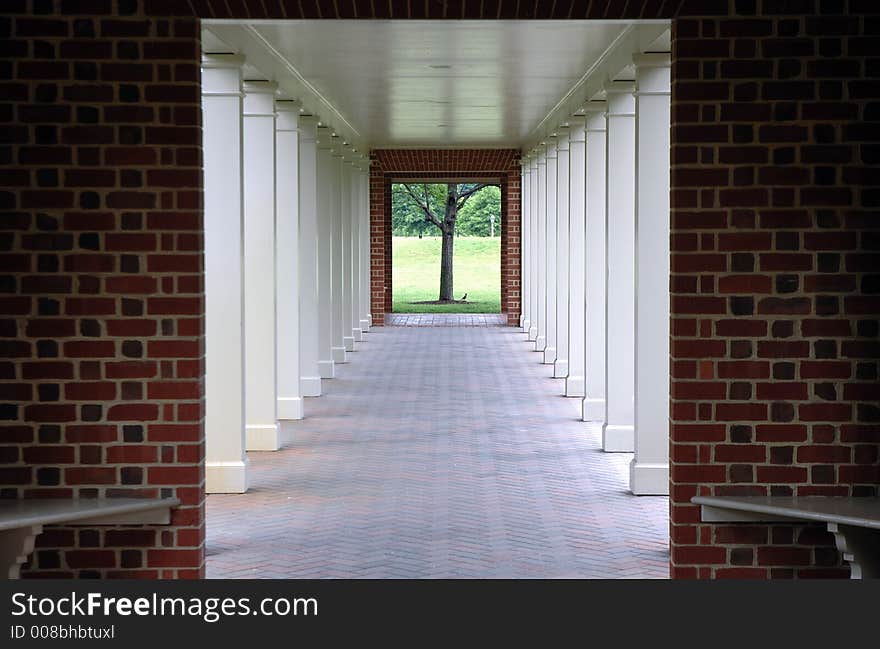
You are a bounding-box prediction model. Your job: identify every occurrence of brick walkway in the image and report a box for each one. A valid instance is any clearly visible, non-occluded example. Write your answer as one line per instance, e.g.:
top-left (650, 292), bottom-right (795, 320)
top-left (206, 326), bottom-right (669, 578)
top-left (385, 312), bottom-right (508, 326)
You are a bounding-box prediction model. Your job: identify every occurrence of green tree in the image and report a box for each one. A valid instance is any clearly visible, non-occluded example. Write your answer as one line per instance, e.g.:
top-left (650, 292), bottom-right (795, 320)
top-left (456, 185), bottom-right (501, 237)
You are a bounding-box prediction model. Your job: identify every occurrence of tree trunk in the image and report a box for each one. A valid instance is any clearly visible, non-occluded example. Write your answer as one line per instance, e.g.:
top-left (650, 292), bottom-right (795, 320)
top-left (439, 226), bottom-right (454, 300)
top-left (439, 183), bottom-right (458, 300)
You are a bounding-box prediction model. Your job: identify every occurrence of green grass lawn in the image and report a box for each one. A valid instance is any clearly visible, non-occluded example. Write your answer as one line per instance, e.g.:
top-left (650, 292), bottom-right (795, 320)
top-left (392, 236), bottom-right (500, 313)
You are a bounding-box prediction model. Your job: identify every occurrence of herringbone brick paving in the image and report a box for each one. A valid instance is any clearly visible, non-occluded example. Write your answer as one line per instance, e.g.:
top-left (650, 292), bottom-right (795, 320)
top-left (206, 325), bottom-right (669, 578)
top-left (385, 313), bottom-right (508, 327)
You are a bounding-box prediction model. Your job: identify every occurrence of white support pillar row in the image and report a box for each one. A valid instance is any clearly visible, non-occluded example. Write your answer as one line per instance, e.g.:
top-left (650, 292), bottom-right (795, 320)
top-left (341, 155), bottom-right (355, 353)
top-left (520, 156), bottom-right (531, 333)
top-left (274, 100), bottom-right (304, 435)
top-left (316, 127), bottom-right (335, 379)
top-left (553, 129), bottom-right (571, 380)
top-left (534, 147), bottom-right (547, 352)
top-left (566, 116), bottom-right (587, 398)
top-left (359, 163), bottom-right (372, 334)
top-left (242, 80), bottom-right (280, 451)
top-left (350, 159), bottom-right (363, 343)
top-left (298, 115), bottom-right (322, 397)
top-left (202, 53), bottom-right (248, 493)
top-left (330, 143), bottom-right (347, 364)
top-left (527, 155), bottom-right (538, 342)
top-left (543, 138), bottom-right (558, 365)
top-left (602, 80), bottom-right (637, 453)
top-left (582, 102), bottom-right (608, 419)
top-left (630, 53), bottom-right (672, 495)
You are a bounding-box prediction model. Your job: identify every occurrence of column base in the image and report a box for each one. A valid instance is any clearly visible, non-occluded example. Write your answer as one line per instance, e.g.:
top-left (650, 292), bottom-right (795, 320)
top-left (277, 396), bottom-right (304, 421)
top-left (553, 358), bottom-right (568, 379)
top-left (352, 328), bottom-right (363, 342)
top-left (278, 420), bottom-right (297, 446)
top-left (331, 346), bottom-right (347, 363)
top-left (542, 346), bottom-right (556, 365)
top-left (246, 423), bottom-right (281, 451)
top-left (629, 460), bottom-right (669, 495)
top-left (367, 314), bottom-right (373, 327)
top-left (565, 375), bottom-right (585, 397)
top-left (534, 335), bottom-right (546, 352)
top-left (602, 423), bottom-right (634, 453)
top-left (301, 375), bottom-right (322, 397)
top-left (318, 360), bottom-right (335, 379)
top-left (343, 336), bottom-right (355, 352)
top-left (521, 317), bottom-right (530, 334)
top-left (206, 459), bottom-right (249, 494)
top-left (360, 318), bottom-right (370, 333)
top-left (527, 325), bottom-right (537, 341)
top-left (582, 396), bottom-right (606, 422)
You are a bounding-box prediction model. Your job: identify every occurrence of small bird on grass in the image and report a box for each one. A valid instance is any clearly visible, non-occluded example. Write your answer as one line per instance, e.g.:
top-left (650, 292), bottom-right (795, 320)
top-left (460, 293), bottom-right (468, 301)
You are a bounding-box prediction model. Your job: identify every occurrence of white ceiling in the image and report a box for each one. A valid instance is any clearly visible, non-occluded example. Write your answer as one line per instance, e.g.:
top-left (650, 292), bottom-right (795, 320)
top-left (203, 21), bottom-right (669, 150)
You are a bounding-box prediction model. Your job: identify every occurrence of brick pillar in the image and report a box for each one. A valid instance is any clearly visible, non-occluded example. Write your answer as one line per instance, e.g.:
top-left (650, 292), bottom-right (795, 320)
top-left (369, 160), bottom-right (385, 326)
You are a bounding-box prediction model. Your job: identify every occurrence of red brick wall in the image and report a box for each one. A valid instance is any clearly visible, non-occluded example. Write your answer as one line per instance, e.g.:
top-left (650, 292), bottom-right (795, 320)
top-left (370, 149), bottom-right (521, 324)
top-left (2, 4), bottom-right (204, 577)
top-left (668, 4), bottom-right (879, 579)
top-left (2, 0), bottom-right (877, 580)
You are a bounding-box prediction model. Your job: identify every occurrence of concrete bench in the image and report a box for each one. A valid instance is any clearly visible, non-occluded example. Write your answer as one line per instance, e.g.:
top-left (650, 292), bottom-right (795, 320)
top-left (0, 498), bottom-right (180, 579)
top-left (692, 495), bottom-right (880, 579)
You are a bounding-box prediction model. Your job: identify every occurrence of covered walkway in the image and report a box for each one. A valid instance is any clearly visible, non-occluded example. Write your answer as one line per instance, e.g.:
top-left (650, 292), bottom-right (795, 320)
top-left (206, 324), bottom-right (668, 578)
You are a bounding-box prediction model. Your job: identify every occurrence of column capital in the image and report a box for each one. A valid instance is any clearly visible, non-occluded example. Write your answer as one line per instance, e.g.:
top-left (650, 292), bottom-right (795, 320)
top-left (536, 145), bottom-right (547, 165)
top-left (275, 99), bottom-right (300, 131)
top-left (243, 80), bottom-right (278, 117)
top-left (633, 52), bottom-right (671, 69)
top-left (201, 52), bottom-right (245, 69)
top-left (634, 53), bottom-right (672, 97)
top-left (583, 101), bottom-right (607, 132)
top-left (545, 136), bottom-right (558, 159)
top-left (330, 135), bottom-right (345, 157)
top-left (242, 79), bottom-right (278, 95)
top-left (298, 114), bottom-right (318, 141)
top-left (201, 54), bottom-right (243, 97)
top-left (604, 80), bottom-right (635, 117)
top-left (567, 115), bottom-right (587, 143)
top-left (316, 125), bottom-right (333, 150)
top-left (555, 127), bottom-right (570, 150)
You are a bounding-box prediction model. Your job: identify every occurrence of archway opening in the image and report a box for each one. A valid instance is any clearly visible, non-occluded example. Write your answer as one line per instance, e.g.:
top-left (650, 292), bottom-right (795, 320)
top-left (392, 182), bottom-right (502, 314)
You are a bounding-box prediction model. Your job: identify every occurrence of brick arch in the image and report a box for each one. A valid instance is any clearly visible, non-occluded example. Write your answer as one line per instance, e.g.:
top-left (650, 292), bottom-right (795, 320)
top-left (369, 149), bottom-right (521, 325)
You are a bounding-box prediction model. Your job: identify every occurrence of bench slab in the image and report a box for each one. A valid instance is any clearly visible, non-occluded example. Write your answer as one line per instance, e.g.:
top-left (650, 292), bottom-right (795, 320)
top-left (1, 498), bottom-right (180, 579)
top-left (692, 496), bottom-right (880, 579)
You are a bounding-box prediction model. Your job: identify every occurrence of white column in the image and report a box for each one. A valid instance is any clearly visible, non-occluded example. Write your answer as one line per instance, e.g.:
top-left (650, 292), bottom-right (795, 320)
top-left (242, 80), bottom-right (280, 451)
top-left (202, 53), bottom-right (248, 493)
top-left (527, 155), bottom-right (538, 342)
top-left (316, 127), bottom-right (335, 379)
top-left (350, 160), bottom-right (363, 343)
top-left (330, 143), bottom-right (347, 364)
top-left (359, 163), bottom-right (372, 333)
top-left (602, 80), bottom-right (636, 453)
top-left (298, 115), bottom-right (322, 397)
top-left (520, 156), bottom-right (531, 333)
top-left (341, 155), bottom-right (355, 353)
top-left (553, 129), bottom-right (571, 380)
top-left (274, 99), bottom-right (303, 434)
top-left (582, 102), bottom-right (608, 417)
top-left (566, 116), bottom-right (586, 398)
top-left (543, 138), bottom-right (558, 365)
top-left (534, 147), bottom-right (547, 352)
top-left (631, 54), bottom-right (671, 495)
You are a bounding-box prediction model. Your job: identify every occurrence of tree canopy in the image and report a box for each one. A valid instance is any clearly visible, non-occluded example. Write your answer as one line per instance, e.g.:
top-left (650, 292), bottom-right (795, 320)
top-left (392, 183), bottom-right (501, 237)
